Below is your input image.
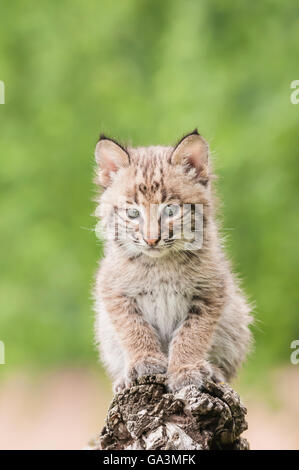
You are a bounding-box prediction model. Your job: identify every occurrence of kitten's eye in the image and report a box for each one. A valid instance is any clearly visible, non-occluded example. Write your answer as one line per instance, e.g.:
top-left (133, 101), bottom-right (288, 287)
top-left (163, 204), bottom-right (180, 217)
top-left (127, 208), bottom-right (140, 219)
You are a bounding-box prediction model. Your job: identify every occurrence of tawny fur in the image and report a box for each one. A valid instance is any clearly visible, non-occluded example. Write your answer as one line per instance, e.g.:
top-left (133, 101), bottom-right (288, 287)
top-left (93, 132), bottom-right (252, 393)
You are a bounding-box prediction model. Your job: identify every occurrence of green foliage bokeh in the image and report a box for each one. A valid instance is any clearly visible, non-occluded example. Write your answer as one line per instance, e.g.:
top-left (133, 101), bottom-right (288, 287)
top-left (0, 0), bottom-right (298, 382)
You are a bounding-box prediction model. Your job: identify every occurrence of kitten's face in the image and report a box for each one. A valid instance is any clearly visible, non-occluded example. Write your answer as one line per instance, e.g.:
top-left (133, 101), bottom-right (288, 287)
top-left (117, 200), bottom-right (187, 258)
top-left (96, 132), bottom-right (210, 258)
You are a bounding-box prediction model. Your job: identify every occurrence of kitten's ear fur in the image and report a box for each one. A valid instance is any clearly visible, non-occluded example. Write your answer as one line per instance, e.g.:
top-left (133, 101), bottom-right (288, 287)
top-left (171, 129), bottom-right (209, 185)
top-left (95, 135), bottom-right (130, 187)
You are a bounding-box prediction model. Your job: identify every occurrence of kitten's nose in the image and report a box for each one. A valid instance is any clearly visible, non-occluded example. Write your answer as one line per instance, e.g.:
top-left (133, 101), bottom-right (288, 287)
top-left (143, 237), bottom-right (159, 247)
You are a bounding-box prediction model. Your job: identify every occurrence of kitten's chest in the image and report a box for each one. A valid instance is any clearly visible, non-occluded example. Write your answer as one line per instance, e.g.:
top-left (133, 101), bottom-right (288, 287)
top-left (135, 276), bottom-right (191, 346)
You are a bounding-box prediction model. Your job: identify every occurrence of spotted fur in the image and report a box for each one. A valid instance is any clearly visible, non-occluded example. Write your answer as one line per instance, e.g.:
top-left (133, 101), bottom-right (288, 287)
top-left (94, 131), bottom-right (253, 392)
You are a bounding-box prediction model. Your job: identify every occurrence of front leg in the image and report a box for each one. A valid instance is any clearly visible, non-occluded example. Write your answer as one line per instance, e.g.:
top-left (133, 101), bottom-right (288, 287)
top-left (167, 304), bottom-right (224, 392)
top-left (104, 294), bottom-right (167, 389)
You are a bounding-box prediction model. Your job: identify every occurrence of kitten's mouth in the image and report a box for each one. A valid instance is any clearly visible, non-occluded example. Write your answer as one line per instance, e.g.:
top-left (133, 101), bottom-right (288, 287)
top-left (131, 237), bottom-right (175, 257)
top-left (145, 245), bottom-right (161, 252)
top-left (142, 243), bottom-right (174, 258)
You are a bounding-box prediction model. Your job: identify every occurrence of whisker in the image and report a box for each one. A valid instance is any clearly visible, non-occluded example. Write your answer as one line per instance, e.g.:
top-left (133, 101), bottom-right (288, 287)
top-left (80, 226), bottom-right (97, 232)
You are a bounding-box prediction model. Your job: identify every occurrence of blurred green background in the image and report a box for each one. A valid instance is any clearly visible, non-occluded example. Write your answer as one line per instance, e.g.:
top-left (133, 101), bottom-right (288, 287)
top-left (0, 0), bottom-right (298, 386)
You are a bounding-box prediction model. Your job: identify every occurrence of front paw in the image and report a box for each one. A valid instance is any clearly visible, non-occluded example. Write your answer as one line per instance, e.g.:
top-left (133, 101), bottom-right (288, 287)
top-left (126, 355), bottom-right (167, 387)
top-left (113, 378), bottom-right (126, 394)
top-left (167, 361), bottom-right (215, 393)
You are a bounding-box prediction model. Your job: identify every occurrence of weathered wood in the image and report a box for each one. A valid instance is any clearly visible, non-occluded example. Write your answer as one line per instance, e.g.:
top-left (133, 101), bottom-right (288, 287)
top-left (89, 375), bottom-right (249, 450)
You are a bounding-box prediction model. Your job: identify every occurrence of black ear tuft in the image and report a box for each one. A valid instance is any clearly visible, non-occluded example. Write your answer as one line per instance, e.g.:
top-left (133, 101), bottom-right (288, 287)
top-left (95, 136), bottom-right (131, 186)
top-left (171, 131), bottom-right (209, 184)
top-left (174, 129), bottom-right (200, 150)
top-left (96, 134), bottom-right (129, 159)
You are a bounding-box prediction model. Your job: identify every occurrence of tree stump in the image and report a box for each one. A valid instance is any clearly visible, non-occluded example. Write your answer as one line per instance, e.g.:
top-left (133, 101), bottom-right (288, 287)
top-left (89, 375), bottom-right (249, 450)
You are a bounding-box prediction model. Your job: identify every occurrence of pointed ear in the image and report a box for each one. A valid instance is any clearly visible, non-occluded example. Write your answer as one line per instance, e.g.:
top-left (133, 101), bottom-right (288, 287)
top-left (171, 130), bottom-right (209, 184)
top-left (95, 136), bottom-right (130, 187)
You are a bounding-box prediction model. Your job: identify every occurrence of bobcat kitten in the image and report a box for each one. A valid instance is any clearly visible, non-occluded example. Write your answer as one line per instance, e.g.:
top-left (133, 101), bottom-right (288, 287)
top-left (94, 130), bottom-right (252, 392)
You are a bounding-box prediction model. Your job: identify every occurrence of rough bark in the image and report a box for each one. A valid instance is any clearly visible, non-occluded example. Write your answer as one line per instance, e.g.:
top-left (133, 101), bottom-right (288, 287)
top-left (89, 375), bottom-right (249, 450)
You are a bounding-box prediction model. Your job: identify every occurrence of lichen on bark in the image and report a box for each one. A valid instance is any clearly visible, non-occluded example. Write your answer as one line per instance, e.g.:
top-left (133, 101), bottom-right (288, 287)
top-left (90, 374), bottom-right (249, 450)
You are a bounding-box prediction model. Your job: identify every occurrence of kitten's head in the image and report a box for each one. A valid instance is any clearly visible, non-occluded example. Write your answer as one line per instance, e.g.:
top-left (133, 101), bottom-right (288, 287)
top-left (95, 130), bottom-right (212, 258)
